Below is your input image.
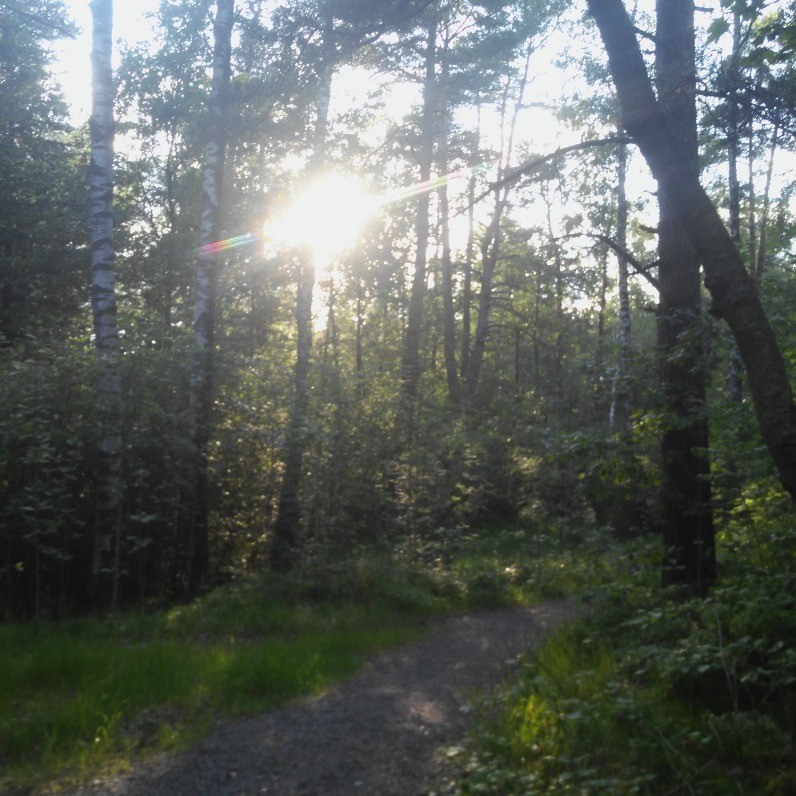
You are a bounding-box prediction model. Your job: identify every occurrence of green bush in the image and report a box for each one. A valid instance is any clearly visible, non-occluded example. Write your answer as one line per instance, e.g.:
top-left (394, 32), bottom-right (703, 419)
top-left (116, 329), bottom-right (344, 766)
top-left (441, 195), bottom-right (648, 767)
top-left (458, 549), bottom-right (796, 795)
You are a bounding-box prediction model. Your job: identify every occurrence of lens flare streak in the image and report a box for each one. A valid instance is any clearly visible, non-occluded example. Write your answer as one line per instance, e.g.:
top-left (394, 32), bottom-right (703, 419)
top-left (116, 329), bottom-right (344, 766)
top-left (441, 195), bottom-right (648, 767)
top-left (377, 162), bottom-right (493, 207)
top-left (196, 161), bottom-right (495, 257)
top-left (198, 232), bottom-right (259, 256)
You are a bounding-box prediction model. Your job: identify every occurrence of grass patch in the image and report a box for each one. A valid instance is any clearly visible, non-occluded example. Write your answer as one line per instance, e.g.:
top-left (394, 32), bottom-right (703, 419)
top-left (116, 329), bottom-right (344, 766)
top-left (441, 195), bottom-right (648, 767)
top-left (0, 609), bottom-right (420, 791)
top-left (0, 573), bottom-right (426, 790)
top-left (0, 522), bottom-right (609, 793)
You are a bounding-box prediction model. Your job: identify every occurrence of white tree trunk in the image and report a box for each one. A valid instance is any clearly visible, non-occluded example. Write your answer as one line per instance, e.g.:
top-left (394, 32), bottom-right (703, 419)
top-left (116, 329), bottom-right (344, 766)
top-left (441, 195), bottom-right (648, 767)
top-left (185, 0), bottom-right (234, 595)
top-left (89, 0), bottom-right (122, 608)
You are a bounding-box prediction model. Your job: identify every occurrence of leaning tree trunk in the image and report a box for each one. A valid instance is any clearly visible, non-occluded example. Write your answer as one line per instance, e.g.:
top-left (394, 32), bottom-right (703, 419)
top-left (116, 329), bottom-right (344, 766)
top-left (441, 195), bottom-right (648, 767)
top-left (654, 0), bottom-right (715, 589)
top-left (184, 0), bottom-right (234, 597)
top-left (588, 0), bottom-right (796, 504)
top-left (89, 0), bottom-right (122, 611)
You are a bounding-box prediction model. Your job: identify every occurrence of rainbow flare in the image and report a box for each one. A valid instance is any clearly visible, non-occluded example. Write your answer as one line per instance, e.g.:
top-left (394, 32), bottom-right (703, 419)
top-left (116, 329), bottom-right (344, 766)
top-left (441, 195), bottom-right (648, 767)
top-left (198, 232), bottom-right (259, 256)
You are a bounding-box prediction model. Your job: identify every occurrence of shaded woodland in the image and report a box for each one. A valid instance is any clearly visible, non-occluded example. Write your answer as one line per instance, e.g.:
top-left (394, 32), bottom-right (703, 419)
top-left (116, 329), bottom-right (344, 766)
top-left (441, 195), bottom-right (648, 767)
top-left (2, 0), bottom-right (796, 619)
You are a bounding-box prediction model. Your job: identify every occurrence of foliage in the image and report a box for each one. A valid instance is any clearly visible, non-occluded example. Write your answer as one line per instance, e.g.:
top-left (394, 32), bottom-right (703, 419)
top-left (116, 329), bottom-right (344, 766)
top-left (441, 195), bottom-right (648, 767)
top-left (0, 341), bottom-right (95, 618)
top-left (0, 1), bottom-right (85, 344)
top-left (456, 505), bottom-right (796, 795)
top-left (1, 4), bottom-right (795, 790)
top-left (0, 523), bottom-right (603, 792)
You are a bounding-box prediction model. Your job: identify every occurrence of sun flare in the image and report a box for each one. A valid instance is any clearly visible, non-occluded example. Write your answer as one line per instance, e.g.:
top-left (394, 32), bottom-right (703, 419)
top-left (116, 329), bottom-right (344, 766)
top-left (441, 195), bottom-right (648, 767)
top-left (265, 174), bottom-right (375, 272)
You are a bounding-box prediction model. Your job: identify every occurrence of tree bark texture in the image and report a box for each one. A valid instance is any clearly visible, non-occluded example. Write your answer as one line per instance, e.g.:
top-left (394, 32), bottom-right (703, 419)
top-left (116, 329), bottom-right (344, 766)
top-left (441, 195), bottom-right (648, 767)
top-left (587, 0), bottom-right (796, 504)
top-left (654, 0), bottom-right (715, 588)
top-left (185, 0), bottom-right (234, 596)
top-left (89, 0), bottom-right (122, 608)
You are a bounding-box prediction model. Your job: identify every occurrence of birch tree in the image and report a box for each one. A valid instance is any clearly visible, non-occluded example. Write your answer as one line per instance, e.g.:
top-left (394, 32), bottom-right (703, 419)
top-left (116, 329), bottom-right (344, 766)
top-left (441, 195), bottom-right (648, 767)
top-left (89, 0), bottom-right (123, 608)
top-left (399, 10), bottom-right (437, 439)
top-left (184, 0), bottom-right (234, 596)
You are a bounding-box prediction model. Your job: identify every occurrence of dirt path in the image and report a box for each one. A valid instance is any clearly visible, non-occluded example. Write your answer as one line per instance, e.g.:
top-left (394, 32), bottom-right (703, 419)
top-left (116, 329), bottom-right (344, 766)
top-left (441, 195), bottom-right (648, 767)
top-left (63, 601), bottom-right (584, 796)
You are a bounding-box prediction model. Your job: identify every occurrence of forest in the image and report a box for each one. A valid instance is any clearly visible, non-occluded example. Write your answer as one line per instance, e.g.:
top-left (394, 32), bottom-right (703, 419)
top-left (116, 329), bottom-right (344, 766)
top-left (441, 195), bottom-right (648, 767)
top-left (1, 0), bottom-right (795, 792)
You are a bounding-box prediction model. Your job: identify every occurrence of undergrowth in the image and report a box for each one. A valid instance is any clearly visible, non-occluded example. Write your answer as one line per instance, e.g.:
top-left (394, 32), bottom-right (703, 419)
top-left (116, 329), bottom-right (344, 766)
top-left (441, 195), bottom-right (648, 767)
top-left (0, 521), bottom-right (606, 793)
top-left (456, 506), bottom-right (796, 795)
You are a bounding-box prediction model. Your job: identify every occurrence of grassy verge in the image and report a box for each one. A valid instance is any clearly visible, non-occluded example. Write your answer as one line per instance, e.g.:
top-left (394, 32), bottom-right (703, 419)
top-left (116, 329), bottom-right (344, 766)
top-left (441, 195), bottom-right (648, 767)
top-left (456, 527), bottom-right (796, 795)
top-left (0, 523), bottom-right (608, 793)
top-left (0, 594), bottom-right (417, 792)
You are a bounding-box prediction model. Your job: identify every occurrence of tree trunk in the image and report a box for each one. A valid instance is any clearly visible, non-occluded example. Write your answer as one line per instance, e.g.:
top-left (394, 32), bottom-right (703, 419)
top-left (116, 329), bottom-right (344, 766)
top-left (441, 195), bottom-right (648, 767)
top-left (594, 246), bottom-right (608, 417)
top-left (89, 0), bottom-right (122, 610)
top-left (438, 45), bottom-right (460, 406)
top-left (464, 188), bottom-right (504, 399)
top-left (185, 0), bottom-right (234, 596)
top-left (463, 48), bottom-right (530, 402)
top-left (271, 46), bottom-right (334, 571)
top-left (271, 246), bottom-right (315, 571)
top-left (654, 0), bottom-right (715, 589)
top-left (756, 124), bottom-right (778, 285)
top-left (399, 16), bottom-right (436, 438)
top-left (543, 185), bottom-right (566, 402)
top-left (460, 107), bottom-right (481, 381)
top-left (610, 138), bottom-right (632, 430)
top-left (727, 11), bottom-right (744, 403)
top-left (588, 0), bottom-right (796, 505)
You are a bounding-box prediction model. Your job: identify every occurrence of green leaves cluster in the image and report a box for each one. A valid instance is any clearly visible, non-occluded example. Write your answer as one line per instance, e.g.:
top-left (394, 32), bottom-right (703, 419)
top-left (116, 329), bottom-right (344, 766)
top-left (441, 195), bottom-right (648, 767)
top-left (457, 517), bottom-right (796, 794)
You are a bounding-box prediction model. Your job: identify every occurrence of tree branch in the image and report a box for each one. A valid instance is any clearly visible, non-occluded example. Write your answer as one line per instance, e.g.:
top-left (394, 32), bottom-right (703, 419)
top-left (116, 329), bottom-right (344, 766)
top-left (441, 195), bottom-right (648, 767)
top-left (486, 136), bottom-right (632, 194)
top-left (557, 232), bottom-right (660, 290)
top-left (0, 0), bottom-right (75, 37)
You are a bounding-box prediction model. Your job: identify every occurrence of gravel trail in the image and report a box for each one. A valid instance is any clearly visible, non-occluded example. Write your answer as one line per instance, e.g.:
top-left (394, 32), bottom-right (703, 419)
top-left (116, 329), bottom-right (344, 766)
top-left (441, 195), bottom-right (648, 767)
top-left (63, 601), bottom-right (584, 796)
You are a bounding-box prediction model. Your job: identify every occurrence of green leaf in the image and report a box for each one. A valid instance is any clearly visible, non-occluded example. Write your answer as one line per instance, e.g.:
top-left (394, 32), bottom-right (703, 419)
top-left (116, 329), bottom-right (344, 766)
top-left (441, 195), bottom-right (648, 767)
top-left (708, 17), bottom-right (731, 42)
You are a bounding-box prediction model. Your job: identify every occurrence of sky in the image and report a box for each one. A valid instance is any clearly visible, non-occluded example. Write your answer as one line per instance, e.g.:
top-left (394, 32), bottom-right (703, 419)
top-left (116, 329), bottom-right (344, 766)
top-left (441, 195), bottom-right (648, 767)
top-left (51, 1), bottom-right (658, 284)
top-left (56, 2), bottom-right (572, 137)
top-left (56, 1), bottom-right (159, 121)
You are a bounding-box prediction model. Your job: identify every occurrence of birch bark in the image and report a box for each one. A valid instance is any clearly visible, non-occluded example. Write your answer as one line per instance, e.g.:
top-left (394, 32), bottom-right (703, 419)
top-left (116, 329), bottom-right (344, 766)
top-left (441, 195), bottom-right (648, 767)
top-left (400, 15), bottom-right (437, 438)
top-left (89, 0), bottom-right (122, 608)
top-left (184, 0), bottom-right (234, 595)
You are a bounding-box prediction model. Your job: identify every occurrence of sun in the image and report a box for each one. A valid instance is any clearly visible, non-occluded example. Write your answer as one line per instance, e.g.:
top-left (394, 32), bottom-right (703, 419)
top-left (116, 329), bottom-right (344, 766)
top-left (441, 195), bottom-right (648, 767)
top-left (265, 174), bottom-right (375, 274)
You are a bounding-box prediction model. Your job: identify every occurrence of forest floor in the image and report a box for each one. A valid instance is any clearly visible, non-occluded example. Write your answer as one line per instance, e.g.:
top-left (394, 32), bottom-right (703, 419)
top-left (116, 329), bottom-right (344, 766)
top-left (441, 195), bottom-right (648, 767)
top-left (53, 601), bottom-right (584, 796)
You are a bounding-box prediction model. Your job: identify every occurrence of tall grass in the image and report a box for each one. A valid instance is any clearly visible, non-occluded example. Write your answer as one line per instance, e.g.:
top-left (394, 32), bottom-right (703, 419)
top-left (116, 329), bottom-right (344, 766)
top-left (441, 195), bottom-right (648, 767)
top-left (0, 523), bottom-right (604, 793)
top-left (0, 608), bottom-right (418, 789)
